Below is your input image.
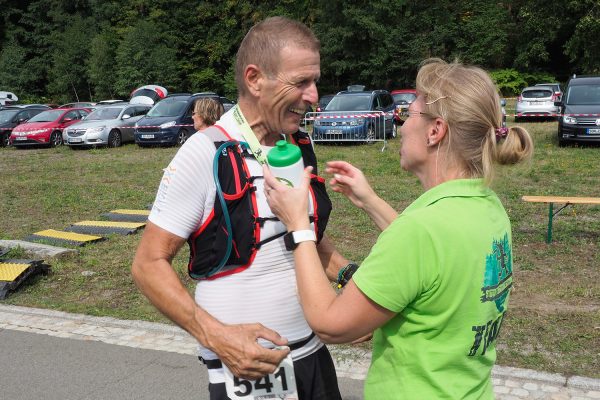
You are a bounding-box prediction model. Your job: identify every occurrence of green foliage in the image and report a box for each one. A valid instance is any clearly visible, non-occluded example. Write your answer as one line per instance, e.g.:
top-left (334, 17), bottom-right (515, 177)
top-left (0, 0), bottom-right (597, 102)
top-left (87, 29), bottom-right (119, 100)
top-left (490, 69), bottom-right (556, 96)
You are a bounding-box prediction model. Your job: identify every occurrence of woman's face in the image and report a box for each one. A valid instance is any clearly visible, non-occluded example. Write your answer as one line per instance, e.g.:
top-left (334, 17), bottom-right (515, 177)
top-left (399, 96), bottom-right (432, 174)
top-left (192, 110), bottom-right (205, 131)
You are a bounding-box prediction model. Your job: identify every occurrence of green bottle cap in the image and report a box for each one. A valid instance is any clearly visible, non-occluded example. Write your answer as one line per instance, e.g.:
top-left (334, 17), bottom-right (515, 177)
top-left (267, 140), bottom-right (302, 167)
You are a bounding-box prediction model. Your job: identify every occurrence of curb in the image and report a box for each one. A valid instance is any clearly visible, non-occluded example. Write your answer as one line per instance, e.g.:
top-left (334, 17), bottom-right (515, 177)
top-left (1, 304), bottom-right (599, 392)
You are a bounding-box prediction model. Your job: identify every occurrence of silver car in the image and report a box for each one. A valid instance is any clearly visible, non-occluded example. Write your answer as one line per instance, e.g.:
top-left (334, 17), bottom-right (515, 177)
top-left (64, 103), bottom-right (150, 148)
top-left (515, 86), bottom-right (559, 121)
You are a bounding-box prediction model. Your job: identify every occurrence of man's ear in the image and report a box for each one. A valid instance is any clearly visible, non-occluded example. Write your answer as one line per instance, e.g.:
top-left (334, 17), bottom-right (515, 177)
top-left (427, 117), bottom-right (448, 147)
top-left (244, 64), bottom-right (262, 97)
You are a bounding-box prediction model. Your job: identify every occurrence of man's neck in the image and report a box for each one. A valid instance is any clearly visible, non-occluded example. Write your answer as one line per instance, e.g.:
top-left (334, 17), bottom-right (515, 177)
top-left (237, 98), bottom-right (280, 146)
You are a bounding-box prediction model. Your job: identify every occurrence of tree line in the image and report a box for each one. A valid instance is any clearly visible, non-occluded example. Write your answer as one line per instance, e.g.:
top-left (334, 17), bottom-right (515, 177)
top-left (0, 0), bottom-right (598, 103)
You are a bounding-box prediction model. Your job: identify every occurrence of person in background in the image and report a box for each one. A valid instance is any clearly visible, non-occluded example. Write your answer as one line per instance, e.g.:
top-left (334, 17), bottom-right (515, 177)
top-left (132, 16), bottom-right (347, 400)
top-left (263, 58), bottom-right (533, 399)
top-left (192, 97), bottom-right (224, 131)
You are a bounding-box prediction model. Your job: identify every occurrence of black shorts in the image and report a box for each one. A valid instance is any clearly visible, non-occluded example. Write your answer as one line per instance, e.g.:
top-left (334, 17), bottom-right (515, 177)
top-left (208, 346), bottom-right (342, 400)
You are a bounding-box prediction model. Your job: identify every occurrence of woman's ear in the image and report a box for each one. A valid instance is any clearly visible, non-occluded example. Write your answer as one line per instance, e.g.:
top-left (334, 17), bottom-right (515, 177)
top-left (427, 117), bottom-right (448, 147)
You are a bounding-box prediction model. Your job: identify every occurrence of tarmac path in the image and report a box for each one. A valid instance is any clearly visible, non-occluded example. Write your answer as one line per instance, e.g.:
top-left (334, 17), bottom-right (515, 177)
top-left (0, 304), bottom-right (598, 399)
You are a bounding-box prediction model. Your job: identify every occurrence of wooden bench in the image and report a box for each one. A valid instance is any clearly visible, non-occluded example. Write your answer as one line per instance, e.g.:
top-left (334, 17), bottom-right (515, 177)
top-left (521, 196), bottom-right (600, 243)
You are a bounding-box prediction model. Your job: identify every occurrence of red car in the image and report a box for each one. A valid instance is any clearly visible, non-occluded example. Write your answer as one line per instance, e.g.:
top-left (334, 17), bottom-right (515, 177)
top-left (9, 108), bottom-right (90, 147)
top-left (391, 89), bottom-right (417, 125)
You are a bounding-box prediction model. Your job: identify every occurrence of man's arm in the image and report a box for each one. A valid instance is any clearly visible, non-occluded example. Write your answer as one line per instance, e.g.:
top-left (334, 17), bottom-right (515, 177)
top-left (316, 235), bottom-right (349, 282)
top-left (131, 221), bottom-right (289, 379)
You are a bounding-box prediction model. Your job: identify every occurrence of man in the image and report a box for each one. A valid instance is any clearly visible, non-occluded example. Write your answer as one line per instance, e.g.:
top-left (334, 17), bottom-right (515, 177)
top-left (132, 16), bottom-right (348, 400)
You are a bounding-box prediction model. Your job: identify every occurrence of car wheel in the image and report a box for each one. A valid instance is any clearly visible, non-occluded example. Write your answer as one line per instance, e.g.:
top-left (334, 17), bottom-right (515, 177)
top-left (108, 129), bottom-right (122, 148)
top-left (0, 132), bottom-right (9, 147)
top-left (176, 129), bottom-right (188, 146)
top-left (50, 131), bottom-right (63, 147)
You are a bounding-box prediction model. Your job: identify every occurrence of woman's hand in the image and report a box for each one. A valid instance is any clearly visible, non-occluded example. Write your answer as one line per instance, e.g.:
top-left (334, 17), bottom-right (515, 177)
top-left (262, 165), bottom-right (312, 231)
top-left (326, 161), bottom-right (377, 210)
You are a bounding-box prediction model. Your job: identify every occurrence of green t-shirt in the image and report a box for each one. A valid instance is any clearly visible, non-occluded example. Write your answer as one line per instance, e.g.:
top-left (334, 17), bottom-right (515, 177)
top-left (353, 179), bottom-right (513, 399)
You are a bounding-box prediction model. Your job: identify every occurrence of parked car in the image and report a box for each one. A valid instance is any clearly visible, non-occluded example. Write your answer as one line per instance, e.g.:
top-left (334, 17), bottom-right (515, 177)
top-left (316, 94), bottom-right (335, 112)
top-left (312, 90), bottom-right (396, 141)
top-left (134, 92), bottom-right (224, 147)
top-left (0, 91), bottom-right (18, 106)
top-left (63, 103), bottom-right (151, 148)
top-left (555, 75), bottom-right (600, 146)
top-left (59, 102), bottom-right (96, 109)
top-left (535, 82), bottom-right (563, 101)
top-left (220, 96), bottom-right (236, 112)
top-left (96, 99), bottom-right (125, 105)
top-left (515, 86), bottom-right (559, 121)
top-left (9, 107), bottom-right (90, 147)
top-left (129, 85), bottom-right (168, 105)
top-left (391, 89), bottom-right (417, 125)
top-left (0, 106), bottom-right (49, 147)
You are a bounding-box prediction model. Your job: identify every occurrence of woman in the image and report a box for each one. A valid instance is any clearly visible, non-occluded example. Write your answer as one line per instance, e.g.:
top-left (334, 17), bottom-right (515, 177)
top-left (263, 58), bottom-right (533, 399)
top-left (192, 97), bottom-right (224, 131)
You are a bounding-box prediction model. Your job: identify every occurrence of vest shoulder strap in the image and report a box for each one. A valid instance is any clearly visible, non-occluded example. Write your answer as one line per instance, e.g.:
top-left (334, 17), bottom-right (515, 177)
top-left (201, 124), bottom-right (233, 143)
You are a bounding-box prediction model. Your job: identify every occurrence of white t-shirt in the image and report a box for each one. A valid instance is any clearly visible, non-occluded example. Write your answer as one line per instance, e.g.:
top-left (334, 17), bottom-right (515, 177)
top-left (149, 109), bottom-right (322, 383)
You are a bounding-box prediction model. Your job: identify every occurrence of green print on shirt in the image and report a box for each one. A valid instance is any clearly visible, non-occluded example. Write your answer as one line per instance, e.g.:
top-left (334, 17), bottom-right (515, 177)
top-left (481, 233), bottom-right (512, 312)
top-left (468, 234), bottom-right (513, 357)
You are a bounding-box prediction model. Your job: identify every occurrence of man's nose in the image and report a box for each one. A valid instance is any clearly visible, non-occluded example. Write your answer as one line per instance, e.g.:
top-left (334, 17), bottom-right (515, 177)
top-left (304, 82), bottom-right (318, 106)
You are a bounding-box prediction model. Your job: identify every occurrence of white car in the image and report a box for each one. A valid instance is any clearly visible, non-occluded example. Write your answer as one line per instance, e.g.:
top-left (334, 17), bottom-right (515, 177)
top-left (63, 103), bottom-right (150, 148)
top-left (515, 86), bottom-right (559, 121)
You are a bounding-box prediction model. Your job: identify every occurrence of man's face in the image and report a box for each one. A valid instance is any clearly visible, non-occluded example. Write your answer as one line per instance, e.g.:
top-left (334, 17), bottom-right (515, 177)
top-left (257, 46), bottom-right (320, 135)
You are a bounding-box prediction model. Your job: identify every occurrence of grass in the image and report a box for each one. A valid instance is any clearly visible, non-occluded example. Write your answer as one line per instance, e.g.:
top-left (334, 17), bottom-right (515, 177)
top-left (0, 119), bottom-right (599, 379)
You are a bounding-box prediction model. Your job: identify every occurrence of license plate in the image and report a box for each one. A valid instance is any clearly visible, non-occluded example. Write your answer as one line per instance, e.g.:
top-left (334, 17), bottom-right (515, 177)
top-left (326, 129), bottom-right (342, 135)
top-left (68, 138), bottom-right (83, 143)
top-left (528, 101), bottom-right (542, 105)
top-left (15, 137), bottom-right (27, 140)
top-left (587, 128), bottom-right (600, 135)
top-left (141, 134), bottom-right (154, 139)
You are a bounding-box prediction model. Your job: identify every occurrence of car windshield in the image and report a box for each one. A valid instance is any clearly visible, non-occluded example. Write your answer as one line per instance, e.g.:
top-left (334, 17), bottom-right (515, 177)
top-left (147, 100), bottom-right (187, 117)
top-left (392, 93), bottom-right (416, 104)
top-left (566, 85), bottom-right (600, 105)
top-left (318, 96), bottom-right (333, 107)
top-left (28, 109), bottom-right (63, 122)
top-left (325, 95), bottom-right (371, 111)
top-left (86, 107), bottom-right (122, 120)
top-left (522, 89), bottom-right (553, 99)
top-left (0, 109), bottom-right (19, 123)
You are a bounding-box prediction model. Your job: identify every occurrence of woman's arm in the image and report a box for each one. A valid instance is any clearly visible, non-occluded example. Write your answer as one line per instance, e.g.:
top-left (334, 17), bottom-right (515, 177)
top-left (263, 166), bottom-right (395, 343)
top-left (326, 161), bottom-right (398, 230)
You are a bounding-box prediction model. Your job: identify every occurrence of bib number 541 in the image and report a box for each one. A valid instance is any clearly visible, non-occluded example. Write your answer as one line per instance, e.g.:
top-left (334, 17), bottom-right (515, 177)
top-left (223, 353), bottom-right (298, 400)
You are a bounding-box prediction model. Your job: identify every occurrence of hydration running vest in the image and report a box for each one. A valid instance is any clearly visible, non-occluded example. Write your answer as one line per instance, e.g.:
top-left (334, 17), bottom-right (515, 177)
top-left (187, 125), bottom-right (332, 280)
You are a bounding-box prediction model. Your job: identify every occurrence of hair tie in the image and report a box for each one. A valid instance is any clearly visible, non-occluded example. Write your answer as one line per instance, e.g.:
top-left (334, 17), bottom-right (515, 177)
top-left (495, 127), bottom-right (509, 141)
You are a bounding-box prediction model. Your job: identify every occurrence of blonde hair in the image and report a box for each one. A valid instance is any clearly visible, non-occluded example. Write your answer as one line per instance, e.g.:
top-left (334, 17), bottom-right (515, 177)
top-left (194, 97), bottom-right (224, 126)
top-left (416, 58), bottom-right (533, 183)
top-left (235, 16), bottom-right (320, 97)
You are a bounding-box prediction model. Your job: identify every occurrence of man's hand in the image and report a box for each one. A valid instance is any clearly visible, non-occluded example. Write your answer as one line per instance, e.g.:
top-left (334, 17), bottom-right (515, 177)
top-left (206, 322), bottom-right (291, 380)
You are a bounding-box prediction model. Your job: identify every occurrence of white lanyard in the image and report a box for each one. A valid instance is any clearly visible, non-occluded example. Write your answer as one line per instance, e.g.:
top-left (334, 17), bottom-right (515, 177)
top-left (232, 105), bottom-right (268, 165)
top-left (232, 104), bottom-right (291, 165)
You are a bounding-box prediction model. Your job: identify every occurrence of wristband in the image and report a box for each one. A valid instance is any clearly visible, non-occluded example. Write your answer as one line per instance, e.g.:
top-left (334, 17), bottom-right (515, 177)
top-left (337, 262), bottom-right (359, 289)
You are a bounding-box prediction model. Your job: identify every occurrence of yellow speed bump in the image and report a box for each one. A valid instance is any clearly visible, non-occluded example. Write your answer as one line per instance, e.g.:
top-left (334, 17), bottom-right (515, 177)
top-left (110, 209), bottom-right (150, 215)
top-left (25, 229), bottom-right (104, 247)
top-left (102, 209), bottom-right (150, 222)
top-left (0, 262), bottom-right (29, 281)
top-left (67, 220), bottom-right (146, 235)
top-left (0, 260), bottom-right (51, 299)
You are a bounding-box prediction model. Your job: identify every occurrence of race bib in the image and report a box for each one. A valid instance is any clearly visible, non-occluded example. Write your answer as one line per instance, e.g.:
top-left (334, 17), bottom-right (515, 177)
top-left (223, 353), bottom-right (298, 400)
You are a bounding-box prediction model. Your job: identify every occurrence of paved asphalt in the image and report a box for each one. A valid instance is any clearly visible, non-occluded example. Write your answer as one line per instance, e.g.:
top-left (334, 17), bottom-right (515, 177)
top-left (1, 304), bottom-right (599, 400)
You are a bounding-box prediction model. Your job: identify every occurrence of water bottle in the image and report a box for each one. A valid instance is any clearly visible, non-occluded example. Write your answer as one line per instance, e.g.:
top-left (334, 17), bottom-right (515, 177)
top-left (267, 140), bottom-right (304, 188)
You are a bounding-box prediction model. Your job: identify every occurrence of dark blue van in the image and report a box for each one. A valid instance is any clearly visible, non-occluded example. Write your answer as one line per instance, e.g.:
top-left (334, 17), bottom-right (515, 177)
top-left (134, 93), bottom-right (221, 147)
